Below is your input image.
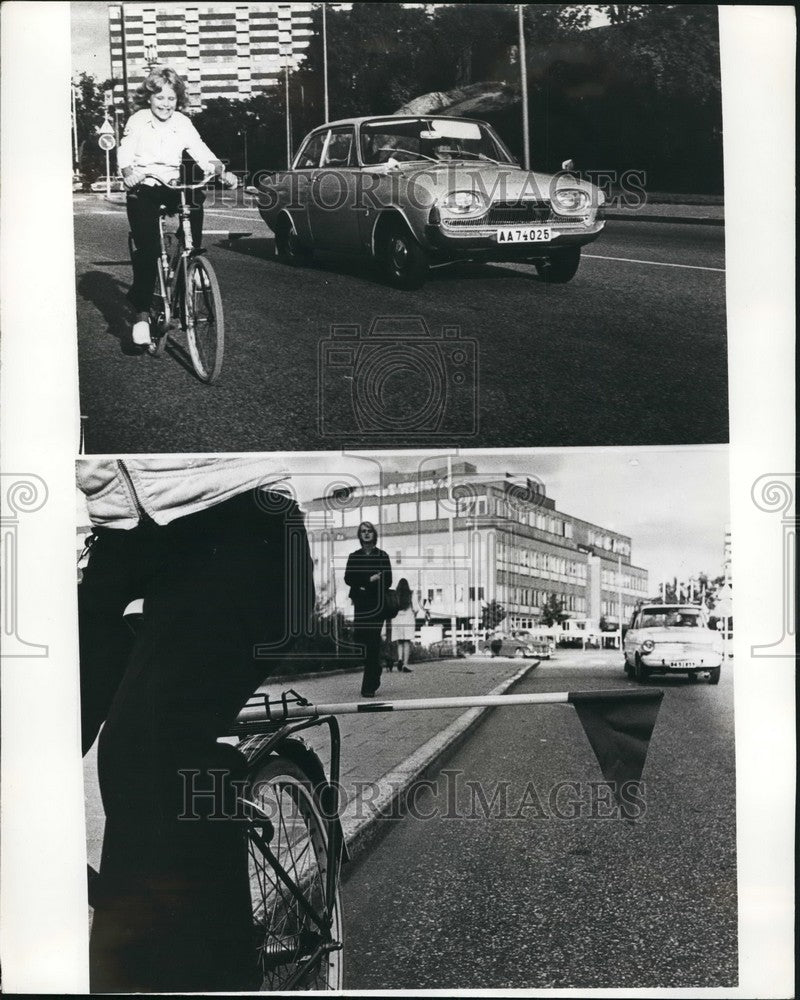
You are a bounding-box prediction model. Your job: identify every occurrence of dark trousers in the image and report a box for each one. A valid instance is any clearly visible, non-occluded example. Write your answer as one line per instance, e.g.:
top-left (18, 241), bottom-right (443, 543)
top-left (354, 613), bottom-right (384, 694)
top-left (126, 185), bottom-right (205, 312)
top-left (79, 490), bottom-right (313, 992)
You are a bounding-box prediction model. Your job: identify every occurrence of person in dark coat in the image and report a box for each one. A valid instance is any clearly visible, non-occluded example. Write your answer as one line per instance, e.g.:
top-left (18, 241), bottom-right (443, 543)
top-left (344, 521), bottom-right (392, 697)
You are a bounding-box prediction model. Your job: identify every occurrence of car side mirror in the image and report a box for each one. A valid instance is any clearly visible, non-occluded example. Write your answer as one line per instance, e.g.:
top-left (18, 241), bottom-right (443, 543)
top-left (561, 158), bottom-right (575, 172)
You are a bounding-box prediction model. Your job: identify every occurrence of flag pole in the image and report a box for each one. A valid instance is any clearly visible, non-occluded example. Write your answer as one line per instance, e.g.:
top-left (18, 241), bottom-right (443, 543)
top-left (233, 686), bottom-right (663, 726)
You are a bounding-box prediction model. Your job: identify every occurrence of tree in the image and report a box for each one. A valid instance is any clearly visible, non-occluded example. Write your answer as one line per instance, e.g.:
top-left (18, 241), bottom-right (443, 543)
top-left (481, 600), bottom-right (506, 631)
top-left (540, 594), bottom-right (569, 627)
top-left (73, 73), bottom-right (119, 180)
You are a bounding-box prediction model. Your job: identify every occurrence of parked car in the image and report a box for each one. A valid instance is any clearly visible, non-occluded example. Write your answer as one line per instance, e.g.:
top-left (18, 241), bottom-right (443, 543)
top-left (251, 115), bottom-right (605, 289)
top-left (479, 631), bottom-right (548, 659)
top-left (623, 604), bottom-right (723, 684)
top-left (90, 177), bottom-right (125, 193)
top-left (427, 639), bottom-right (472, 659)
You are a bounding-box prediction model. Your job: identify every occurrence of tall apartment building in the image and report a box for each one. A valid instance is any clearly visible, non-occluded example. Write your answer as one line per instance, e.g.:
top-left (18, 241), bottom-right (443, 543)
top-left (303, 462), bottom-right (649, 629)
top-left (108, 2), bottom-right (314, 109)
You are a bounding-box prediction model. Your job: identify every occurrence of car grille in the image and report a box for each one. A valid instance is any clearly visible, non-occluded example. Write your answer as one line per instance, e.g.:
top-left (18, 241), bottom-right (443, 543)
top-left (443, 201), bottom-right (586, 229)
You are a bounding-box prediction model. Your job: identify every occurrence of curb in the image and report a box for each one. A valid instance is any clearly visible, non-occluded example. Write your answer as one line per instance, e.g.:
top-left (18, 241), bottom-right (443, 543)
top-left (339, 658), bottom-right (540, 870)
top-left (605, 212), bottom-right (724, 227)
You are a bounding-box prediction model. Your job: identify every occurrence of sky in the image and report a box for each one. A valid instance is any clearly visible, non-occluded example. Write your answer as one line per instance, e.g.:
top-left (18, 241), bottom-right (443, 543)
top-left (72, 2), bottom-right (112, 80)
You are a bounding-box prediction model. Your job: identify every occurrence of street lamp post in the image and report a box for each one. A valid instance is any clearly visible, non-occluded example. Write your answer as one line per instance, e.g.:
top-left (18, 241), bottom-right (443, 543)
top-left (518, 4), bottom-right (530, 170)
top-left (238, 128), bottom-right (249, 181)
top-left (322, 2), bottom-right (330, 121)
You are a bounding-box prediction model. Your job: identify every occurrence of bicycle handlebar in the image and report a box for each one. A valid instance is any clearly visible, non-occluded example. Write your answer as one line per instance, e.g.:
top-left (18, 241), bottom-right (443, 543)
top-left (136, 171), bottom-right (218, 190)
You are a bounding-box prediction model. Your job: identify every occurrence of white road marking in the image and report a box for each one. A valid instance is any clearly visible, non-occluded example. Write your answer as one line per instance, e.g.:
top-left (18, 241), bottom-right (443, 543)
top-left (584, 253), bottom-right (725, 273)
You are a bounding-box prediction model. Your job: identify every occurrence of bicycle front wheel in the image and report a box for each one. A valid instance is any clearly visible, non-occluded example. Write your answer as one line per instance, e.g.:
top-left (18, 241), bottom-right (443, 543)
top-left (184, 256), bottom-right (224, 383)
top-left (246, 756), bottom-right (344, 991)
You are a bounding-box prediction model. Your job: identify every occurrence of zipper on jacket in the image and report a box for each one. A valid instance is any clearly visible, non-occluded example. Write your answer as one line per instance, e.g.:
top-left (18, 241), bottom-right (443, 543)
top-left (117, 460), bottom-right (156, 527)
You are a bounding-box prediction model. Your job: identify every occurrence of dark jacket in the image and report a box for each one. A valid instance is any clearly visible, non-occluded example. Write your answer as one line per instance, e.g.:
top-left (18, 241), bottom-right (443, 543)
top-left (344, 546), bottom-right (392, 620)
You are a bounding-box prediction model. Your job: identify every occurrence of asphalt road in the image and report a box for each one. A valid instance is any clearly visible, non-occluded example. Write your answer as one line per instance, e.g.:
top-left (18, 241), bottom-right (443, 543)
top-left (74, 195), bottom-right (728, 453)
top-left (341, 649), bottom-right (737, 990)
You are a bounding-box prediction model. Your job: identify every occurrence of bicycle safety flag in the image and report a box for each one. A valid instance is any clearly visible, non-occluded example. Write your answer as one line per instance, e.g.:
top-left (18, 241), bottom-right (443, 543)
top-left (568, 689), bottom-right (663, 820)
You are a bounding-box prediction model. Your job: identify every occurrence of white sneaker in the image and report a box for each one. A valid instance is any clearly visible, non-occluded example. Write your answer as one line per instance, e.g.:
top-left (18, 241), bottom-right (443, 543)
top-left (132, 319), bottom-right (151, 345)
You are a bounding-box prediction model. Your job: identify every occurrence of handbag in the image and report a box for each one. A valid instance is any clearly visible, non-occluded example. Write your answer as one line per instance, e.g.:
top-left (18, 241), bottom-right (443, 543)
top-left (383, 588), bottom-right (400, 620)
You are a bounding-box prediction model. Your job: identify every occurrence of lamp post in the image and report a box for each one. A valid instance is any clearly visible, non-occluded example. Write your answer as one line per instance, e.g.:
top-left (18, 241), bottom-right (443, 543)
top-left (517, 4), bottom-right (530, 170)
top-left (238, 128), bottom-right (249, 181)
top-left (322, 2), bottom-right (330, 121)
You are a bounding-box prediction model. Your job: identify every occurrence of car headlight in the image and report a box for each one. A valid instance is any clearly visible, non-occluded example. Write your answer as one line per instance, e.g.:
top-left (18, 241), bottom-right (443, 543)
top-left (552, 187), bottom-right (591, 213)
top-left (641, 639), bottom-right (655, 653)
top-left (440, 190), bottom-right (487, 216)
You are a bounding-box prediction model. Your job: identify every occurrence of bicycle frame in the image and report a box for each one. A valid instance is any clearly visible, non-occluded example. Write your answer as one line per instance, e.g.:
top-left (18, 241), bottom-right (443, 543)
top-left (154, 186), bottom-right (197, 332)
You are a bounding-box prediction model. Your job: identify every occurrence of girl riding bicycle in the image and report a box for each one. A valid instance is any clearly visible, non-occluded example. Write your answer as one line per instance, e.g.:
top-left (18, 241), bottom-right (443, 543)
top-left (118, 67), bottom-right (238, 348)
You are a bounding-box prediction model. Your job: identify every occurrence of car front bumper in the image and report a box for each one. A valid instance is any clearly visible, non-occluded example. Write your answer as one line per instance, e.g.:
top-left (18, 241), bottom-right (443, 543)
top-left (423, 219), bottom-right (604, 260)
top-left (641, 650), bottom-right (723, 672)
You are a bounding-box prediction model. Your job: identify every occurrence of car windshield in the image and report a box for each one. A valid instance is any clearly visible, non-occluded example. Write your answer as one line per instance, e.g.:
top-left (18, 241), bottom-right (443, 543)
top-left (639, 610), bottom-right (702, 629)
top-left (360, 118), bottom-right (514, 166)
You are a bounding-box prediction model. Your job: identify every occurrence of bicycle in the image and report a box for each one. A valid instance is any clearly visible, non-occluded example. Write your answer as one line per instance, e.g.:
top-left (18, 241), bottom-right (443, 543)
top-left (128, 173), bottom-right (225, 383)
top-left (87, 656), bottom-right (663, 991)
top-left (226, 683), bottom-right (664, 991)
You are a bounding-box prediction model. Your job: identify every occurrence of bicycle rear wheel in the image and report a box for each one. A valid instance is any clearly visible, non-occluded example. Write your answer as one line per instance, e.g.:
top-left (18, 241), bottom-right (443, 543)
top-left (246, 755), bottom-right (344, 991)
top-left (184, 256), bottom-right (224, 383)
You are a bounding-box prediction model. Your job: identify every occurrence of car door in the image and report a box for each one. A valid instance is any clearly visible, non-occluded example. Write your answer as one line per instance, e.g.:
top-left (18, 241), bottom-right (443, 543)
top-left (288, 129), bottom-right (327, 242)
top-left (307, 126), bottom-right (361, 251)
top-left (624, 611), bottom-right (640, 661)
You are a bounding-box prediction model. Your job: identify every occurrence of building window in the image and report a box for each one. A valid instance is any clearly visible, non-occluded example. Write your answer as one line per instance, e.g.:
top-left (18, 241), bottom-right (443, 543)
top-left (476, 497), bottom-right (487, 516)
top-left (419, 499), bottom-right (437, 520)
top-left (395, 551), bottom-right (402, 566)
top-left (361, 505), bottom-right (379, 526)
top-left (343, 507), bottom-right (361, 527)
top-left (399, 501), bottom-right (416, 522)
top-left (383, 504), bottom-right (398, 524)
top-left (425, 547), bottom-right (434, 564)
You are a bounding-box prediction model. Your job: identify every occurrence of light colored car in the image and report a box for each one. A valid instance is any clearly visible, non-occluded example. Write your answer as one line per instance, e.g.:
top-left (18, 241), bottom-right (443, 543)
top-left (623, 604), bottom-right (723, 684)
top-left (252, 115), bottom-right (605, 289)
top-left (90, 177), bottom-right (125, 193)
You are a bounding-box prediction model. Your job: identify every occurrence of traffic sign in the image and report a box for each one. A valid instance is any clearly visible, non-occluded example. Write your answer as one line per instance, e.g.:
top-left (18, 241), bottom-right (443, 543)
top-left (98, 133), bottom-right (116, 151)
top-left (98, 118), bottom-right (114, 135)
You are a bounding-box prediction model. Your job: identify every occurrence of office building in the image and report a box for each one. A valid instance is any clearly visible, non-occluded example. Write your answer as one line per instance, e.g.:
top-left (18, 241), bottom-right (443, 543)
top-left (108, 2), bottom-right (314, 109)
top-left (303, 462), bottom-right (649, 630)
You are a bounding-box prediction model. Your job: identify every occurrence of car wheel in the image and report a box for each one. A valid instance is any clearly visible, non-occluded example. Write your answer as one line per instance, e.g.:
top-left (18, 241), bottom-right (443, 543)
top-left (379, 221), bottom-right (429, 290)
top-left (536, 247), bottom-right (581, 283)
top-left (275, 217), bottom-right (311, 266)
top-left (623, 656), bottom-right (631, 677)
top-left (634, 655), bottom-right (649, 683)
top-left (513, 648), bottom-right (525, 658)
top-left (708, 666), bottom-right (721, 685)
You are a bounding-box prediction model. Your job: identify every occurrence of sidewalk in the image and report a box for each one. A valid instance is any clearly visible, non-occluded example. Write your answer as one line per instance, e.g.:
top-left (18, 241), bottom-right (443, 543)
top-left (604, 201), bottom-right (724, 225)
top-left (254, 656), bottom-right (539, 858)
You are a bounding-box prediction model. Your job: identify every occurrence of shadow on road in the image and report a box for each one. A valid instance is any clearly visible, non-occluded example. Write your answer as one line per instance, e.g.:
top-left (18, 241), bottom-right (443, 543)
top-left (218, 236), bottom-right (542, 288)
top-left (76, 270), bottom-right (131, 347)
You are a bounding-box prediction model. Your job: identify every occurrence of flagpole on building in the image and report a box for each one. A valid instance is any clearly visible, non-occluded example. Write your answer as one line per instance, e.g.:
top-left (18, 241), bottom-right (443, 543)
top-left (322, 2), bottom-right (330, 121)
top-left (517, 3), bottom-right (530, 170)
top-left (447, 455), bottom-right (457, 654)
top-left (617, 555), bottom-right (623, 651)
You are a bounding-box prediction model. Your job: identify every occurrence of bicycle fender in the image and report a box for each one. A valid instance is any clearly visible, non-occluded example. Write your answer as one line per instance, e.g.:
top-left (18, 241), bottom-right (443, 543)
top-left (241, 735), bottom-right (350, 864)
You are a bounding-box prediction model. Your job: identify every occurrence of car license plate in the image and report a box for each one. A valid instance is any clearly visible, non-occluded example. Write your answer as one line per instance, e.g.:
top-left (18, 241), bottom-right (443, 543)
top-left (496, 227), bottom-right (552, 244)
top-left (672, 660), bottom-right (697, 668)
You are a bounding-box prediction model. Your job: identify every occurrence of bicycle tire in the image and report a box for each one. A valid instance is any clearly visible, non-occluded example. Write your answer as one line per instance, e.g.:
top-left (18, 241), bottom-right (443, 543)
top-left (184, 256), bottom-right (224, 383)
top-left (245, 755), bottom-right (344, 991)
